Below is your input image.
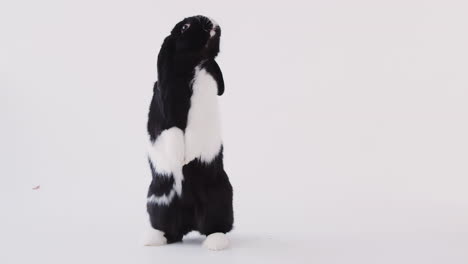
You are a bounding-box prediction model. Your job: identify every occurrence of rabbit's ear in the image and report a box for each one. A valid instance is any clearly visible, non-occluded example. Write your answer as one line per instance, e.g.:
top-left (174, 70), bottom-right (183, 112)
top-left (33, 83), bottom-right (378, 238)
top-left (157, 36), bottom-right (176, 74)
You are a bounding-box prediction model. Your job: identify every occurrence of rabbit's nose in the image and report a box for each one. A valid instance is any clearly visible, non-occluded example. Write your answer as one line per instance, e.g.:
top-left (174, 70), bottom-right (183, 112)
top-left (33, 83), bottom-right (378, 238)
top-left (202, 23), bottom-right (212, 32)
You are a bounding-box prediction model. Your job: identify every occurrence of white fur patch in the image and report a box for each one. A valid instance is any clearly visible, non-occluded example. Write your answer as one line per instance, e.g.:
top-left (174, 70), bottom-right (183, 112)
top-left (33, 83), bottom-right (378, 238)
top-left (148, 127), bottom-right (185, 174)
top-left (147, 190), bottom-right (176, 206)
top-left (185, 67), bottom-right (222, 164)
top-left (147, 127), bottom-right (185, 199)
top-left (142, 222), bottom-right (167, 246)
top-left (203, 233), bottom-right (229, 250)
top-left (209, 17), bottom-right (218, 37)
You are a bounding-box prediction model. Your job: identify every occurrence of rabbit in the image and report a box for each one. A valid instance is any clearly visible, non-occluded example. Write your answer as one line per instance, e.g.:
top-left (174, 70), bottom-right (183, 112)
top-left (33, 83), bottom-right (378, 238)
top-left (143, 15), bottom-right (233, 251)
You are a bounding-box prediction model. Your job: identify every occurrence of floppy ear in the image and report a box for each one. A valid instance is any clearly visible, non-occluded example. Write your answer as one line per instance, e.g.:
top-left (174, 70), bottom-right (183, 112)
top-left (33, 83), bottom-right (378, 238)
top-left (148, 81), bottom-right (166, 140)
top-left (205, 60), bottom-right (225, 95)
top-left (157, 36), bottom-right (176, 78)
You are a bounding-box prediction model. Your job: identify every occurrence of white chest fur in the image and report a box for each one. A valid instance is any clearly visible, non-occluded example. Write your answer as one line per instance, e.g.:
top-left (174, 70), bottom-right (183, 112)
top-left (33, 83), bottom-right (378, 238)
top-left (184, 66), bottom-right (222, 164)
top-left (146, 66), bottom-right (222, 205)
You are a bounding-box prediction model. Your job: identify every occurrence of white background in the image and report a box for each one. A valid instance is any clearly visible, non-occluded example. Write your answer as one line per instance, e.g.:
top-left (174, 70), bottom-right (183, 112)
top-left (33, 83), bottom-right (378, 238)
top-left (1, 0), bottom-right (468, 263)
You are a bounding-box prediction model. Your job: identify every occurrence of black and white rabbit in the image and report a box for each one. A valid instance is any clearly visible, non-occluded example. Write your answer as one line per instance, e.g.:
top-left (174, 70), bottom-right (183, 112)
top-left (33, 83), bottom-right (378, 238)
top-left (143, 15), bottom-right (233, 250)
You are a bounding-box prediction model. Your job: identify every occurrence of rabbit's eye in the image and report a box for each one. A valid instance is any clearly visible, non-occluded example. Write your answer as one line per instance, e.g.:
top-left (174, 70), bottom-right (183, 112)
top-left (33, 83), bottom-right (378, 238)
top-left (181, 24), bottom-right (190, 33)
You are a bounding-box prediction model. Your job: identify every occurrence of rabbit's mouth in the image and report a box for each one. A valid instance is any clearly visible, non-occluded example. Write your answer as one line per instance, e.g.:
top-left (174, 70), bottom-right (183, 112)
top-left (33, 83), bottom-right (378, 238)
top-left (209, 26), bottom-right (220, 38)
top-left (204, 31), bottom-right (219, 49)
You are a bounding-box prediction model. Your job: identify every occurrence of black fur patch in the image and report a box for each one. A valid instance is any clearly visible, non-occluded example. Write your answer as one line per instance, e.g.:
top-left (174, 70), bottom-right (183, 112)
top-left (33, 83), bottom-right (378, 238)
top-left (148, 160), bottom-right (175, 196)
